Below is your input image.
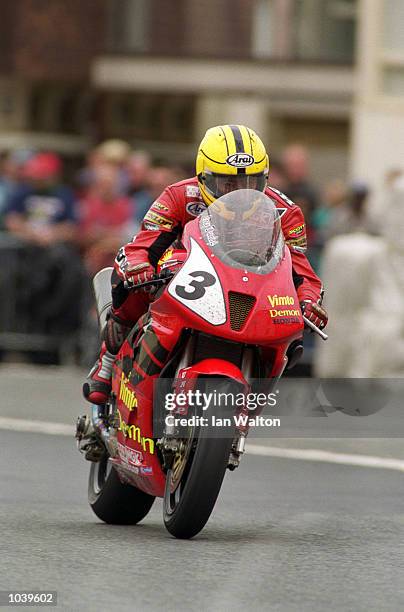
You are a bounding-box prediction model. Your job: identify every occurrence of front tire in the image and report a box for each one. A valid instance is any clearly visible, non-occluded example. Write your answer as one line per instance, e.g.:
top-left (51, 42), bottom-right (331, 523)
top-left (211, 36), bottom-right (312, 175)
top-left (88, 456), bottom-right (155, 525)
top-left (163, 428), bottom-right (233, 539)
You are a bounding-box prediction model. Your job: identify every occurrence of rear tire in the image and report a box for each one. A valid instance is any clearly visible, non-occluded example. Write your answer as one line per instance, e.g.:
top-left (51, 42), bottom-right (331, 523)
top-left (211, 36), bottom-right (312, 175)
top-left (88, 456), bottom-right (155, 525)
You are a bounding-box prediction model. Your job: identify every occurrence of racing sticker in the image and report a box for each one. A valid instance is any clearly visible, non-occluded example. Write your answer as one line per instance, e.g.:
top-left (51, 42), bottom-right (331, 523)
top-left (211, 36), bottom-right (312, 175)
top-left (288, 223), bottom-right (305, 237)
top-left (151, 200), bottom-right (169, 212)
top-left (117, 410), bottom-right (155, 454)
top-left (144, 210), bottom-right (174, 230)
top-left (186, 185), bottom-right (200, 198)
top-left (140, 466), bottom-right (153, 475)
top-left (117, 442), bottom-right (144, 467)
top-left (118, 372), bottom-right (138, 411)
top-left (267, 295), bottom-right (300, 323)
top-left (286, 235), bottom-right (307, 250)
top-left (186, 201), bottom-right (207, 217)
top-left (168, 237), bottom-right (226, 325)
top-left (144, 221), bottom-right (161, 231)
top-left (158, 248), bottom-right (174, 266)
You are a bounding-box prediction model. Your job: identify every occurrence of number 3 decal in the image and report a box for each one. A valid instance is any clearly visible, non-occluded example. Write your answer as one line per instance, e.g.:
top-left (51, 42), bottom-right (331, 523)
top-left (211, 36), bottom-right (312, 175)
top-left (175, 271), bottom-right (216, 300)
top-left (168, 237), bottom-right (226, 325)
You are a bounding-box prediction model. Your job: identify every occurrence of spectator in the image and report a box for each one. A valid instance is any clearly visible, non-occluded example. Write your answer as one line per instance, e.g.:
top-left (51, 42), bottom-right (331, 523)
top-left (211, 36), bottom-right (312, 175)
top-left (315, 173), bottom-right (404, 377)
top-left (5, 152), bottom-right (77, 245)
top-left (77, 140), bottom-right (131, 197)
top-left (3, 152), bottom-right (82, 338)
top-left (78, 163), bottom-right (133, 275)
top-left (0, 149), bottom-right (35, 227)
top-left (327, 181), bottom-right (372, 239)
top-left (312, 179), bottom-right (347, 243)
top-left (127, 151), bottom-right (153, 225)
top-left (282, 144), bottom-right (320, 271)
top-left (96, 139), bottom-right (131, 167)
top-left (169, 164), bottom-right (187, 185)
top-left (282, 144), bottom-right (319, 222)
top-left (76, 147), bottom-right (105, 196)
top-left (148, 165), bottom-right (179, 201)
top-left (268, 159), bottom-right (288, 192)
top-left (95, 139), bottom-right (131, 195)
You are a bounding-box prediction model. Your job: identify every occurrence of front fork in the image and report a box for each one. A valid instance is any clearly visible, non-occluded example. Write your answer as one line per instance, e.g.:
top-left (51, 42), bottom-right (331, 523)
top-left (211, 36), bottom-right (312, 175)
top-left (227, 347), bottom-right (254, 470)
top-left (159, 343), bottom-right (254, 471)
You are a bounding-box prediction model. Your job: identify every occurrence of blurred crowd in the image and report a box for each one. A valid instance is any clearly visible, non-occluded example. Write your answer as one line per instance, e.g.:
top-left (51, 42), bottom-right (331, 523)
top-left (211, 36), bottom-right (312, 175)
top-left (268, 145), bottom-right (376, 273)
top-left (0, 141), bottom-right (189, 275)
top-left (0, 140), bottom-right (189, 363)
top-left (0, 138), bottom-right (388, 370)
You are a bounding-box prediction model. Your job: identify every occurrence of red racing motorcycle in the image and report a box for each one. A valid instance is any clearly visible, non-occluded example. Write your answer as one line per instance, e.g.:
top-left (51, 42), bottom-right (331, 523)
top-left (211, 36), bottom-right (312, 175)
top-left (76, 190), bottom-right (326, 539)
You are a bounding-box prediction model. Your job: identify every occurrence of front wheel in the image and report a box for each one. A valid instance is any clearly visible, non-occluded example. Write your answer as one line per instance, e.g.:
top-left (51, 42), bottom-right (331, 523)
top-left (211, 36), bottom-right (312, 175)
top-left (163, 427), bottom-right (233, 539)
top-left (88, 455), bottom-right (155, 525)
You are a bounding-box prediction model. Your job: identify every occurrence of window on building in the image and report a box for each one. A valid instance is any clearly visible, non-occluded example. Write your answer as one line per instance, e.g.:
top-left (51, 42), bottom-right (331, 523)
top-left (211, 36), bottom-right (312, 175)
top-left (251, 0), bottom-right (357, 62)
top-left (105, 92), bottom-right (195, 143)
top-left (252, 0), bottom-right (275, 58)
top-left (381, 0), bottom-right (404, 96)
top-left (107, 0), bottom-right (150, 53)
top-left (294, 0), bottom-right (357, 62)
top-left (383, 0), bottom-right (404, 53)
top-left (28, 84), bottom-right (93, 135)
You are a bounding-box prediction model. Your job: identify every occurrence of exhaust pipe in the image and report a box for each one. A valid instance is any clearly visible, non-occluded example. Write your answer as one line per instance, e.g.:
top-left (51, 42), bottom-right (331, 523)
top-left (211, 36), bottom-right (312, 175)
top-left (91, 405), bottom-right (118, 458)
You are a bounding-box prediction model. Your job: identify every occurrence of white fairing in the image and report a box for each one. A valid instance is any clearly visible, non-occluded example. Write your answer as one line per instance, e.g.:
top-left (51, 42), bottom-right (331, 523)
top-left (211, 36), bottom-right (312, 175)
top-left (168, 237), bottom-right (226, 325)
top-left (93, 266), bottom-right (113, 329)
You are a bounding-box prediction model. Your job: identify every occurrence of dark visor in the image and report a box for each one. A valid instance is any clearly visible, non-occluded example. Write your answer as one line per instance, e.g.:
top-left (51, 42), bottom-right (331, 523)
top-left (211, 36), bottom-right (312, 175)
top-left (203, 172), bottom-right (267, 199)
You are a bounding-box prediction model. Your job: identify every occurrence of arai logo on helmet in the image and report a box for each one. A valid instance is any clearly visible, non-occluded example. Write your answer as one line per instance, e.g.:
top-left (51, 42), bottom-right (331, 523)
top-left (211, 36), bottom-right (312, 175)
top-left (226, 153), bottom-right (255, 168)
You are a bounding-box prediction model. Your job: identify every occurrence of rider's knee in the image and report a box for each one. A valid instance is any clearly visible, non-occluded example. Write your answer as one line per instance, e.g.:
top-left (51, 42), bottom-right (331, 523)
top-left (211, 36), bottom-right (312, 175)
top-left (102, 311), bottom-right (133, 355)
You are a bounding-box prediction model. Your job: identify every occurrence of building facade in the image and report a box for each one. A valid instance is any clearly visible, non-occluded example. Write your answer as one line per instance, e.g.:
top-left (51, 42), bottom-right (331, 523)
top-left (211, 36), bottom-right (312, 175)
top-left (0, 0), bottom-right (106, 153)
top-left (94, 0), bottom-right (357, 185)
top-left (352, 0), bottom-right (404, 207)
top-left (1, 0), bottom-right (403, 198)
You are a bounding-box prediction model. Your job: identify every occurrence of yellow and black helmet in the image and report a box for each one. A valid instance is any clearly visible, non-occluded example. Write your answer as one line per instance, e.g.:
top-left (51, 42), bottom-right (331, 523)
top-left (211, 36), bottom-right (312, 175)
top-left (196, 124), bottom-right (269, 206)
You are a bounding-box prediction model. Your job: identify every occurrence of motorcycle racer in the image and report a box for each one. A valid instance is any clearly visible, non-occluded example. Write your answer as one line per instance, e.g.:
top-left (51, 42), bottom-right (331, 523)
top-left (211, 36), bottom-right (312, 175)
top-left (83, 125), bottom-right (328, 405)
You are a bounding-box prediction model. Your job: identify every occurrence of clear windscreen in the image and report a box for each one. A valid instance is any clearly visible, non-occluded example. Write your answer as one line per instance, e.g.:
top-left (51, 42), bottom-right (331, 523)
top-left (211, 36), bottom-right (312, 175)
top-left (203, 172), bottom-right (267, 199)
top-left (199, 189), bottom-right (284, 274)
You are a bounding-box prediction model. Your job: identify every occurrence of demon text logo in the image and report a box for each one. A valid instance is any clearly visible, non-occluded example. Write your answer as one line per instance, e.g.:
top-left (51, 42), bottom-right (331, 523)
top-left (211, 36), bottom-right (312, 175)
top-left (117, 410), bottom-right (155, 454)
top-left (269, 309), bottom-right (300, 318)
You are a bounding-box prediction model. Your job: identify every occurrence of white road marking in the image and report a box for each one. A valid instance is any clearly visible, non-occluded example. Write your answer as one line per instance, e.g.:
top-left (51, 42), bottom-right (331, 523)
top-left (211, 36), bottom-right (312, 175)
top-left (0, 417), bottom-right (72, 436)
top-left (1, 416), bottom-right (404, 474)
top-left (246, 444), bottom-right (404, 473)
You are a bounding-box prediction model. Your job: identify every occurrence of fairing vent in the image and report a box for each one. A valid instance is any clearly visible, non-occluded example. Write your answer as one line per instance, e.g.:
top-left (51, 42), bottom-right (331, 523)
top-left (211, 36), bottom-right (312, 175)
top-left (193, 333), bottom-right (243, 368)
top-left (228, 292), bottom-right (256, 331)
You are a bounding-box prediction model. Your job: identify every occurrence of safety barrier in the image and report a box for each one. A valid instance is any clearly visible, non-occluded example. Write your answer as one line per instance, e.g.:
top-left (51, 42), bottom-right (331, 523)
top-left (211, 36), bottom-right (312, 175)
top-left (0, 233), bottom-right (88, 364)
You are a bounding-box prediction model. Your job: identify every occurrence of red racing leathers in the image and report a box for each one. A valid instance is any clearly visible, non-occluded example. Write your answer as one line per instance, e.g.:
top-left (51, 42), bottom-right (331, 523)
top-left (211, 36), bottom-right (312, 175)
top-left (112, 177), bottom-right (323, 324)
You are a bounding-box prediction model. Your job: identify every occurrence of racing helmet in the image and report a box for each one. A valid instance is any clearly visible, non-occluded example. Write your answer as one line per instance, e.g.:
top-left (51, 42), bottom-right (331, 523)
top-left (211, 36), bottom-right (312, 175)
top-left (196, 124), bottom-right (269, 206)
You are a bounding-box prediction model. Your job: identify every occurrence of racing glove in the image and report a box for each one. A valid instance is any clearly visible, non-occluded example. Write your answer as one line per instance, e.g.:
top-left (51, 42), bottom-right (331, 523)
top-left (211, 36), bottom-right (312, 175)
top-left (124, 262), bottom-right (155, 288)
top-left (300, 300), bottom-right (328, 330)
top-left (115, 246), bottom-right (155, 287)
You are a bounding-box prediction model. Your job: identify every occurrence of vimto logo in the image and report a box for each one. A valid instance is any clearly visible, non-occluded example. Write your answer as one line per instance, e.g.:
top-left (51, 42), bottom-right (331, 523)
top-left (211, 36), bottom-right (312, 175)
top-left (226, 153), bottom-right (254, 168)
